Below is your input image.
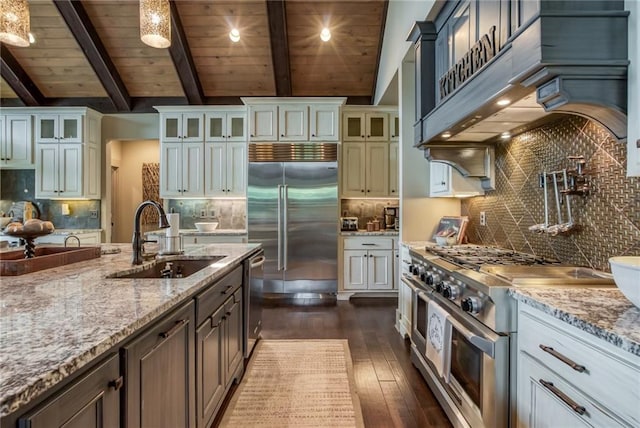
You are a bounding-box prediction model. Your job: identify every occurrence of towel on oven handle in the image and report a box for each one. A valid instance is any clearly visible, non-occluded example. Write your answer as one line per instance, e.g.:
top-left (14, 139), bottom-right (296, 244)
top-left (426, 299), bottom-right (452, 382)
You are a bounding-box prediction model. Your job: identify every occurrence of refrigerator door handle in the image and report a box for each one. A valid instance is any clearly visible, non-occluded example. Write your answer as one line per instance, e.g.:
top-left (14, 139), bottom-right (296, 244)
top-left (277, 184), bottom-right (283, 271)
top-left (283, 184), bottom-right (289, 271)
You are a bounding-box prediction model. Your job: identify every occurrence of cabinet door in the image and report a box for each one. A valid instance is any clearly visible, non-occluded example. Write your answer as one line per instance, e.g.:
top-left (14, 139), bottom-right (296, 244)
top-left (279, 105), bottom-right (308, 141)
top-left (390, 112), bottom-right (400, 141)
top-left (224, 290), bottom-right (243, 383)
top-left (59, 144), bottom-right (83, 197)
top-left (389, 142), bottom-right (399, 196)
top-left (3, 115), bottom-right (33, 167)
top-left (205, 112), bottom-right (227, 142)
top-left (84, 144), bottom-right (100, 199)
top-left (341, 143), bottom-right (366, 197)
top-left (162, 113), bottom-right (183, 142)
top-left (393, 249), bottom-right (399, 289)
top-left (123, 301), bottom-right (196, 428)
top-left (36, 144), bottom-right (59, 197)
top-left (204, 142), bottom-right (226, 196)
top-left (368, 249), bottom-right (393, 290)
top-left (160, 143), bottom-right (183, 197)
top-left (182, 114), bottom-right (204, 142)
top-left (226, 142), bottom-right (247, 196)
top-left (59, 114), bottom-right (83, 143)
top-left (343, 250), bottom-right (367, 290)
top-left (249, 105), bottom-right (278, 141)
top-left (310, 105), bottom-right (339, 141)
top-left (342, 113), bottom-right (365, 141)
top-left (365, 142), bottom-right (389, 197)
top-left (18, 354), bottom-right (120, 428)
top-left (365, 113), bottom-right (389, 141)
top-left (196, 305), bottom-right (225, 428)
top-left (182, 143), bottom-right (204, 197)
top-left (227, 112), bottom-right (247, 142)
top-left (36, 114), bottom-right (60, 143)
top-left (429, 161), bottom-right (451, 195)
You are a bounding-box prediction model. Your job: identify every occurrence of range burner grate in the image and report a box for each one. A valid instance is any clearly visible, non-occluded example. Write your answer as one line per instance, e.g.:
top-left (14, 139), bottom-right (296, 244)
top-left (427, 245), bottom-right (558, 270)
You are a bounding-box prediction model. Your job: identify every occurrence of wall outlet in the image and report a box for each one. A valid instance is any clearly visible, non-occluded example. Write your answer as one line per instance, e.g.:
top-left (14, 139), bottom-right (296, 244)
top-left (199, 209), bottom-right (206, 218)
top-left (89, 210), bottom-right (98, 219)
top-left (209, 209), bottom-right (216, 218)
top-left (479, 211), bottom-right (486, 226)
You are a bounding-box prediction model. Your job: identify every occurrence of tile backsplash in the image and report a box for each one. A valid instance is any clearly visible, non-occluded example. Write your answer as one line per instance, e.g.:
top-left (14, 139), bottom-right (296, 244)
top-left (167, 199), bottom-right (246, 230)
top-left (462, 116), bottom-right (640, 271)
top-left (0, 169), bottom-right (101, 229)
top-left (341, 199), bottom-right (399, 230)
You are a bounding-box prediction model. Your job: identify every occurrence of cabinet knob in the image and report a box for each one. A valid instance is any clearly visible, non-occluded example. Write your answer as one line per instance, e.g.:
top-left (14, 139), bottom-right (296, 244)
top-left (391, 190), bottom-right (395, 193)
top-left (109, 376), bottom-right (124, 391)
top-left (361, 135), bottom-right (365, 138)
top-left (281, 134), bottom-right (284, 137)
top-left (183, 189), bottom-right (188, 192)
top-left (227, 189), bottom-right (230, 192)
top-left (251, 134), bottom-right (254, 137)
top-left (361, 189), bottom-right (365, 193)
top-left (367, 190), bottom-right (370, 193)
top-left (441, 181), bottom-right (445, 185)
top-left (312, 134), bottom-right (315, 137)
top-left (227, 135), bottom-right (231, 138)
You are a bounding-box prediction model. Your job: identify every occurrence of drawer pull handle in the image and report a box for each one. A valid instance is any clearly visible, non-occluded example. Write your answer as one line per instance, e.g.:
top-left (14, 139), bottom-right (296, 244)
top-left (159, 319), bottom-right (187, 339)
top-left (222, 285), bottom-right (234, 294)
top-left (539, 345), bottom-right (586, 372)
top-left (361, 243), bottom-right (377, 246)
top-left (108, 375), bottom-right (124, 390)
top-left (539, 379), bottom-right (586, 415)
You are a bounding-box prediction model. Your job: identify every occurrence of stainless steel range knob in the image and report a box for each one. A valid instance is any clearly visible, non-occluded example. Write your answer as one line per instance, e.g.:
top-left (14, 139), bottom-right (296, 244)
top-left (442, 284), bottom-right (460, 300)
top-left (461, 296), bottom-right (483, 314)
top-left (427, 272), bottom-right (441, 286)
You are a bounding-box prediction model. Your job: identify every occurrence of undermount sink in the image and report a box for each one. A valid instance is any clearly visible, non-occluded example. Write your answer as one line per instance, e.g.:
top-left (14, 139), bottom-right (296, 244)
top-left (107, 256), bottom-right (226, 279)
top-left (481, 265), bottom-right (615, 287)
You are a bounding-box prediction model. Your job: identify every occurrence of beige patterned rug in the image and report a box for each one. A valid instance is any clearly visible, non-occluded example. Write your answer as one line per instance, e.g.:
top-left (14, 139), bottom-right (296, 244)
top-left (219, 339), bottom-right (365, 427)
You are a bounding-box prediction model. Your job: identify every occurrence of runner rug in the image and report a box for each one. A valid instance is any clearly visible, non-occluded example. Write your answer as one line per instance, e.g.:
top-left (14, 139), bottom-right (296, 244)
top-left (219, 339), bottom-right (365, 427)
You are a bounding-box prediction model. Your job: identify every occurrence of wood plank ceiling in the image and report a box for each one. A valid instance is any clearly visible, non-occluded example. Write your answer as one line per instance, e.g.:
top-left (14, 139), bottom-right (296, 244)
top-left (0, 0), bottom-right (388, 113)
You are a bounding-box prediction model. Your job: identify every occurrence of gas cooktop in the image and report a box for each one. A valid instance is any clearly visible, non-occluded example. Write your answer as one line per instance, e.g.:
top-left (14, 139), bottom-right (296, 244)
top-left (426, 244), bottom-right (559, 270)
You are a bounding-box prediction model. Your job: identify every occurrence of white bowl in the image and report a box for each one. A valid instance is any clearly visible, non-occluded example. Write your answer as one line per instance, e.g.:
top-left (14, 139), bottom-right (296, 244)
top-left (609, 256), bottom-right (640, 308)
top-left (195, 222), bottom-right (219, 232)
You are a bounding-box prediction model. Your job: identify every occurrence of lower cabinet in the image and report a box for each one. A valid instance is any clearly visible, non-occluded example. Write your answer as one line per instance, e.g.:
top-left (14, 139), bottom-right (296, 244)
top-left (18, 354), bottom-right (120, 428)
top-left (122, 301), bottom-right (196, 428)
top-left (342, 237), bottom-right (396, 291)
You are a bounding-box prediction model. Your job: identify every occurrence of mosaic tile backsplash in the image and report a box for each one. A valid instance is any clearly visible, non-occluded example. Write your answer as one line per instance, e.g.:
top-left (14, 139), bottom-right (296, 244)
top-left (0, 169), bottom-right (101, 229)
top-left (462, 116), bottom-right (640, 271)
top-left (341, 199), bottom-right (399, 230)
top-left (167, 199), bottom-right (246, 230)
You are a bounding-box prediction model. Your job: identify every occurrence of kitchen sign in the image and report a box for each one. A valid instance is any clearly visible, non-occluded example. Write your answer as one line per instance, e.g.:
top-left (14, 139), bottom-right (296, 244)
top-left (439, 26), bottom-right (498, 100)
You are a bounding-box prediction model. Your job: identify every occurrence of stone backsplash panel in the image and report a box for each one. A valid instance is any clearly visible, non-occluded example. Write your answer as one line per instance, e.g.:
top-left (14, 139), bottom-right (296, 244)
top-left (462, 116), bottom-right (640, 271)
top-left (341, 199), bottom-right (399, 230)
top-left (167, 199), bottom-right (246, 230)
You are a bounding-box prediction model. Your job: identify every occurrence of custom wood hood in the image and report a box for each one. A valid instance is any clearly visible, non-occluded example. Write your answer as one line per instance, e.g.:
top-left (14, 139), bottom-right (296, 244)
top-left (409, 0), bottom-right (630, 160)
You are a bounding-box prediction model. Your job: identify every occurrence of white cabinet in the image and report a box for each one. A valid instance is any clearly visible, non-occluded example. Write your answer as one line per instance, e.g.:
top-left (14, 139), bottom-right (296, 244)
top-left (428, 161), bottom-right (483, 197)
top-left (342, 237), bottom-right (394, 291)
top-left (390, 111), bottom-right (400, 141)
top-left (0, 114), bottom-right (33, 168)
top-left (205, 111), bottom-right (246, 142)
top-left (341, 142), bottom-right (391, 197)
top-left (389, 142), bottom-right (399, 195)
top-left (309, 104), bottom-right (340, 141)
top-left (248, 105), bottom-right (278, 141)
top-left (34, 108), bottom-right (101, 199)
top-left (36, 114), bottom-right (83, 143)
top-left (160, 142), bottom-right (204, 198)
top-left (342, 112), bottom-right (389, 142)
top-left (204, 142), bottom-right (246, 197)
top-left (395, 245), bottom-right (412, 338)
top-left (160, 112), bottom-right (204, 142)
top-left (278, 104), bottom-right (308, 141)
top-left (517, 304), bottom-right (640, 428)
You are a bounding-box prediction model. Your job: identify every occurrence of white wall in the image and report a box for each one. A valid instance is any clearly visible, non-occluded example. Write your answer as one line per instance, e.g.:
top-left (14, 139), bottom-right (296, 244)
top-left (374, 0), bottom-right (436, 105)
top-left (626, 0), bottom-right (639, 176)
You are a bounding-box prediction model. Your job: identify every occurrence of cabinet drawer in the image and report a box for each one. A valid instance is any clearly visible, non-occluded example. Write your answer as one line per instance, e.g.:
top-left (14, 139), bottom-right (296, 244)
top-left (196, 266), bottom-right (242, 326)
top-left (518, 306), bottom-right (640, 425)
top-left (343, 237), bottom-right (393, 250)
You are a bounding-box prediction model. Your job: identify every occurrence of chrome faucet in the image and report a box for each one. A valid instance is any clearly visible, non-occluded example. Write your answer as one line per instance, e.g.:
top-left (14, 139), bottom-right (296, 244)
top-left (132, 200), bottom-right (170, 265)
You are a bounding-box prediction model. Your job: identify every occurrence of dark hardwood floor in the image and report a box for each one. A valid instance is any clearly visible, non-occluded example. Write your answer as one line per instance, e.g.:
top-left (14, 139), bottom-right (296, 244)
top-left (251, 297), bottom-right (453, 428)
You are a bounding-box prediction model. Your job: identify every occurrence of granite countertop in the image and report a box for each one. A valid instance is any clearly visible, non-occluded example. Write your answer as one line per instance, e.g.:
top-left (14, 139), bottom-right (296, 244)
top-left (146, 229), bottom-right (247, 236)
top-left (0, 242), bottom-right (260, 417)
top-left (509, 288), bottom-right (640, 357)
top-left (340, 230), bottom-right (399, 236)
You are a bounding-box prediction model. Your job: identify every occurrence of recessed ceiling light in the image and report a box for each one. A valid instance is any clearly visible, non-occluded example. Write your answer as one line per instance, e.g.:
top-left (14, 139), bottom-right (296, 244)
top-left (497, 99), bottom-right (511, 106)
top-left (501, 132), bottom-right (511, 139)
top-left (441, 132), bottom-right (451, 138)
top-left (320, 27), bottom-right (331, 42)
top-left (229, 28), bottom-right (240, 43)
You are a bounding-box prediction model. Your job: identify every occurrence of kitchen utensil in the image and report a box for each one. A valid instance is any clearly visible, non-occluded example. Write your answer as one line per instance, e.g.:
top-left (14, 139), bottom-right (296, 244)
top-left (559, 169), bottom-right (575, 233)
top-left (609, 256), bottom-right (640, 308)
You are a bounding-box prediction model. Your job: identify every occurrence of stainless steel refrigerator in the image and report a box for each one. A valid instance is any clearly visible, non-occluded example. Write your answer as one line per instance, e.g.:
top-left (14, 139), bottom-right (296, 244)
top-left (248, 143), bottom-right (338, 298)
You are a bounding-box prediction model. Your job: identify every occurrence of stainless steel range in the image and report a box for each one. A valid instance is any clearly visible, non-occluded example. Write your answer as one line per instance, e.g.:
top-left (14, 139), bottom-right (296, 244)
top-left (402, 244), bottom-right (614, 428)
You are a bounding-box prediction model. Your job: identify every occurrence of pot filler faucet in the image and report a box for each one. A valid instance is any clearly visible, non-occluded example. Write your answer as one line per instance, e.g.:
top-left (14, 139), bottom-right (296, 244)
top-left (132, 200), bottom-right (170, 265)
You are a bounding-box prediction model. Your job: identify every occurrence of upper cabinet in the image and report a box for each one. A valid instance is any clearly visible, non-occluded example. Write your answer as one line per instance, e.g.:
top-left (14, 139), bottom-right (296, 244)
top-left (205, 111), bottom-right (246, 142)
top-left (161, 112), bottom-right (204, 142)
top-left (33, 108), bottom-right (101, 199)
top-left (342, 112), bottom-right (389, 142)
top-left (243, 98), bottom-right (346, 143)
top-left (390, 112), bottom-right (400, 141)
top-left (0, 114), bottom-right (33, 169)
top-left (428, 161), bottom-right (484, 198)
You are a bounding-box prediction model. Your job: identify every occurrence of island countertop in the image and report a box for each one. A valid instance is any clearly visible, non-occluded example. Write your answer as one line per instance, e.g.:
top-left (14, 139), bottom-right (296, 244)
top-left (0, 242), bottom-right (260, 418)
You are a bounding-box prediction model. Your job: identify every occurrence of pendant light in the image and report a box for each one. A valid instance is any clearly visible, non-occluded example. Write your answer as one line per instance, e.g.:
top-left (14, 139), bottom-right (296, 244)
top-left (140, 0), bottom-right (171, 48)
top-left (0, 0), bottom-right (30, 47)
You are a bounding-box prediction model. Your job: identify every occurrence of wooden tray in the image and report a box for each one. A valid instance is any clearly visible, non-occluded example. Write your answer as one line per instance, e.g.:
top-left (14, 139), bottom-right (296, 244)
top-left (0, 246), bottom-right (101, 276)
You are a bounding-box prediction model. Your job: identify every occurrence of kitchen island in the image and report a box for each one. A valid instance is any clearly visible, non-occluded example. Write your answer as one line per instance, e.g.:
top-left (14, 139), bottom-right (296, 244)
top-left (0, 242), bottom-right (260, 425)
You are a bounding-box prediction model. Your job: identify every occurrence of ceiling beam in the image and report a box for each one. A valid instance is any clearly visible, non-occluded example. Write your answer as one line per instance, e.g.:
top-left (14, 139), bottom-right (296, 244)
top-left (0, 46), bottom-right (45, 106)
top-left (266, 0), bottom-right (292, 97)
top-left (168, 1), bottom-right (205, 105)
top-left (371, 0), bottom-right (389, 104)
top-left (53, 0), bottom-right (131, 112)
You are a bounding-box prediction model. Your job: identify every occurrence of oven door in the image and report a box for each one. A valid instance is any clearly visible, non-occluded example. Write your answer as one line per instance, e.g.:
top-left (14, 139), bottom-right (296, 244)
top-left (426, 292), bottom-right (510, 428)
top-left (402, 275), bottom-right (428, 353)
